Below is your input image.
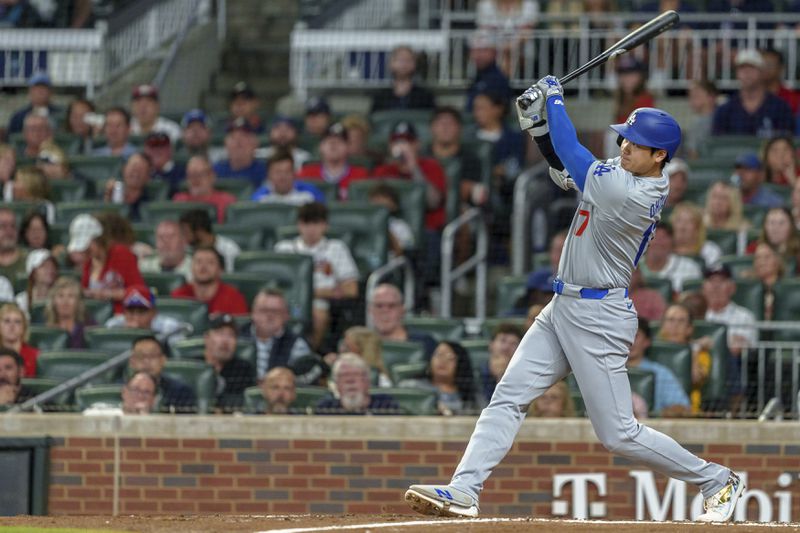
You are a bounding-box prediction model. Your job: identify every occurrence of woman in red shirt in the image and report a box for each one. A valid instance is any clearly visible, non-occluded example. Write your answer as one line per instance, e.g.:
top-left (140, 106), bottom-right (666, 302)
top-left (0, 302), bottom-right (38, 377)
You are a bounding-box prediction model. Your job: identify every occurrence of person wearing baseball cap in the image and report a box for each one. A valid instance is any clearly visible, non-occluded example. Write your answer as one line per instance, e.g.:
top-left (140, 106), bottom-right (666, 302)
top-left (7, 71), bottom-right (60, 136)
top-left (732, 152), bottom-right (784, 209)
top-left (465, 30), bottom-right (511, 112)
top-left (203, 313), bottom-right (256, 411)
top-left (228, 81), bottom-right (265, 134)
top-left (15, 249), bottom-right (58, 315)
top-left (263, 115), bottom-right (312, 171)
top-left (711, 48), bottom-right (793, 137)
top-left (212, 117), bottom-right (266, 188)
top-left (104, 284), bottom-right (190, 341)
top-left (143, 131), bottom-right (185, 196)
top-left (296, 123), bottom-right (369, 199)
top-left (129, 83), bottom-right (181, 143)
top-left (180, 109), bottom-right (222, 160)
top-left (304, 96), bottom-right (332, 138)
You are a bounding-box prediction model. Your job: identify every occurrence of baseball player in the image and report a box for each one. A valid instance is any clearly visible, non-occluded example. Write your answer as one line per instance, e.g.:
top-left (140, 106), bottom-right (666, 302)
top-left (405, 75), bottom-right (744, 523)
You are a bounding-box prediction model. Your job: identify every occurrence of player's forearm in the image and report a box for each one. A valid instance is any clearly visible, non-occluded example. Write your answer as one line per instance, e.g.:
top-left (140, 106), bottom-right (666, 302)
top-left (546, 97), bottom-right (594, 191)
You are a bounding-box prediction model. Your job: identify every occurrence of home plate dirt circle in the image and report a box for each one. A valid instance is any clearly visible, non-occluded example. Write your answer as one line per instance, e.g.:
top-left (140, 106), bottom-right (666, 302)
top-left (2, 515), bottom-right (799, 532)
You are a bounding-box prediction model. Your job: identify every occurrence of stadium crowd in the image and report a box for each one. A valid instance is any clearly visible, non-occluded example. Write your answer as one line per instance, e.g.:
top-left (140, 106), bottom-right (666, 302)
top-left (1, 0), bottom-right (800, 419)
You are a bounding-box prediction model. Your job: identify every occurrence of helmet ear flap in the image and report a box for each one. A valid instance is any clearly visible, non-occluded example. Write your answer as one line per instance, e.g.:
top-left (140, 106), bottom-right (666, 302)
top-left (616, 135), bottom-right (624, 147)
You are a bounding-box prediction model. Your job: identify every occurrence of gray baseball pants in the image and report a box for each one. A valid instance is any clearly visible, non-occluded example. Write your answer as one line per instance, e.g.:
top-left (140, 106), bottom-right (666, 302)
top-left (450, 288), bottom-right (730, 501)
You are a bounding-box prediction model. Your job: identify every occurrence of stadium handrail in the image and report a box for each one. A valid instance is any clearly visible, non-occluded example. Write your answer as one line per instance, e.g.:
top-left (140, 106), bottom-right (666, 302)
top-left (512, 160), bottom-right (549, 276)
top-left (441, 207), bottom-right (488, 320)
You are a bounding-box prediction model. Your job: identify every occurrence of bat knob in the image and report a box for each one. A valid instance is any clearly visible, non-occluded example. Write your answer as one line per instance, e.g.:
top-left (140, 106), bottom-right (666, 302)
top-left (517, 96), bottom-right (532, 110)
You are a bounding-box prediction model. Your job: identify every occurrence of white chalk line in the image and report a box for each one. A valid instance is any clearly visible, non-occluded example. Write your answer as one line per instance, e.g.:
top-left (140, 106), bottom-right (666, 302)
top-left (257, 517), bottom-right (800, 533)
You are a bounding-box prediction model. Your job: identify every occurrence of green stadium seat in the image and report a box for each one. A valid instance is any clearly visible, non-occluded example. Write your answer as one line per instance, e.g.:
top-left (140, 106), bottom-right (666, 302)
top-left (154, 298), bottom-right (208, 334)
top-left (225, 201), bottom-right (297, 229)
top-left (462, 339), bottom-right (490, 391)
top-left (28, 326), bottom-right (69, 352)
top-left (49, 179), bottom-right (87, 202)
top-left (55, 202), bottom-right (128, 224)
top-left (69, 155), bottom-right (122, 182)
top-left (434, 155), bottom-right (463, 222)
top-left (274, 226), bottom-right (355, 251)
top-left (699, 136), bottom-right (763, 158)
top-left (347, 179), bottom-right (427, 251)
top-left (295, 386), bottom-right (331, 413)
top-left (84, 299), bottom-right (114, 325)
top-left (231, 253), bottom-right (313, 325)
top-left (49, 222), bottom-right (70, 247)
top-left (481, 317), bottom-right (528, 339)
top-left (646, 340), bottom-right (693, 396)
top-left (84, 327), bottom-right (152, 354)
top-left (141, 272), bottom-right (184, 298)
top-left (771, 279), bottom-right (800, 341)
top-left (720, 255), bottom-right (754, 278)
top-left (705, 229), bottom-right (738, 256)
top-left (494, 275), bottom-right (528, 317)
top-left (370, 109), bottom-right (433, 146)
top-left (132, 223), bottom-right (156, 247)
top-left (297, 179), bottom-right (337, 203)
top-left (682, 278), bottom-right (764, 320)
top-left (691, 321), bottom-right (729, 412)
top-left (390, 361), bottom-right (428, 384)
top-left (373, 387), bottom-right (437, 415)
top-left (381, 340), bottom-right (426, 370)
top-left (36, 350), bottom-right (118, 384)
top-left (628, 367), bottom-right (656, 414)
top-left (141, 201), bottom-right (216, 225)
top-left (742, 205), bottom-right (768, 228)
top-left (0, 201), bottom-right (47, 223)
top-left (168, 337), bottom-right (254, 366)
top-left (75, 384), bottom-right (123, 411)
top-left (243, 385), bottom-right (266, 414)
top-left (644, 276), bottom-right (674, 302)
top-left (144, 180), bottom-right (170, 201)
top-left (212, 178), bottom-right (254, 200)
top-left (403, 317), bottom-right (464, 342)
top-left (161, 360), bottom-right (211, 413)
top-left (19, 377), bottom-right (72, 407)
top-left (328, 202), bottom-right (389, 274)
top-left (217, 225), bottom-right (264, 251)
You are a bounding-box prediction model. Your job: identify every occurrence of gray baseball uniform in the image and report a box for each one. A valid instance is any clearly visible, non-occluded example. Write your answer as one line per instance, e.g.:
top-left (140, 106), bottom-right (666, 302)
top-left (449, 157), bottom-right (730, 503)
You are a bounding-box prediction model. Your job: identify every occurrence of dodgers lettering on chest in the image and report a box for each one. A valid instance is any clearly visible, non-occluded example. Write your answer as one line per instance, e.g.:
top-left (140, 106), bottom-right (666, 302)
top-left (593, 163), bottom-right (614, 177)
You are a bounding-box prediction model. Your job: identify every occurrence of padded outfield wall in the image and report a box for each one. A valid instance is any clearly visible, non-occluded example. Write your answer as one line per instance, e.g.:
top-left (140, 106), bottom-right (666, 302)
top-left (0, 415), bottom-right (798, 522)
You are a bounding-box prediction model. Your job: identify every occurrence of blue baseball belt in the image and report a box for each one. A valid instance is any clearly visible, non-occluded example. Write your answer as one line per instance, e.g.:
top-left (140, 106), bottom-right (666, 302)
top-left (552, 279), bottom-right (629, 300)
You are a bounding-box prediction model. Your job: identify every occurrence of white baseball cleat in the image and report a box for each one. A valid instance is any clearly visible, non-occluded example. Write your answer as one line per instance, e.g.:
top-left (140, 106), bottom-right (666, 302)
top-left (696, 471), bottom-right (745, 522)
top-left (405, 484), bottom-right (479, 518)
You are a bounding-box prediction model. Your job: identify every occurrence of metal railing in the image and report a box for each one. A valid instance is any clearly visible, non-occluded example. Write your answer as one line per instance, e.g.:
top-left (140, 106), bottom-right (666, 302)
top-left (511, 161), bottom-right (549, 276)
top-left (740, 333), bottom-right (800, 420)
top-left (440, 208), bottom-right (488, 319)
top-left (365, 255), bottom-right (416, 329)
top-left (290, 12), bottom-right (800, 98)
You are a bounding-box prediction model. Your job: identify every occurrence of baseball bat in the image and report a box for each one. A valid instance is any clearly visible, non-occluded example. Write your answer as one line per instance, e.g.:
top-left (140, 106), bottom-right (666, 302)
top-left (518, 10), bottom-right (680, 109)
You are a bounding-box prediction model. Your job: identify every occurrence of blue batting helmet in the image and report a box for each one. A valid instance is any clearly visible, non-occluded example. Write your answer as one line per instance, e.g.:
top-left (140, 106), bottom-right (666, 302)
top-left (609, 107), bottom-right (682, 161)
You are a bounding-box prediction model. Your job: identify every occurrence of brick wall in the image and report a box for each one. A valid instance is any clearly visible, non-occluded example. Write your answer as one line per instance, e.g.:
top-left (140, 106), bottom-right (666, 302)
top-left (3, 415), bottom-right (799, 521)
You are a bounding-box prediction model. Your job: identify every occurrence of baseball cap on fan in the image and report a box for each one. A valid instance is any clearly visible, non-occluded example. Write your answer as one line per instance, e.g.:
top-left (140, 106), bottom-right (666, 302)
top-left (132, 84), bottom-right (159, 100)
top-left (144, 131), bottom-right (171, 148)
top-left (230, 81), bottom-right (256, 100)
top-left (389, 121), bottom-right (418, 142)
top-left (305, 96), bottom-right (331, 116)
top-left (67, 214), bottom-right (103, 253)
top-left (703, 264), bottom-right (732, 280)
top-left (25, 249), bottom-right (54, 276)
top-left (28, 72), bottom-right (51, 87)
top-left (734, 152), bottom-right (762, 170)
top-left (322, 122), bottom-right (348, 141)
top-left (122, 285), bottom-right (155, 310)
top-left (182, 109), bottom-right (208, 128)
top-left (734, 49), bottom-right (764, 69)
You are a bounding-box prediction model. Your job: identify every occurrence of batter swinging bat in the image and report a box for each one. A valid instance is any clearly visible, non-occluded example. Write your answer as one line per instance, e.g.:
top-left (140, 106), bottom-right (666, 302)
top-left (518, 10), bottom-right (680, 109)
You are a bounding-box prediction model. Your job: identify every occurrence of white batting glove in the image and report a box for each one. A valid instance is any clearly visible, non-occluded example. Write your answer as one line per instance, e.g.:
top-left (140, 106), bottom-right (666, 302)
top-left (515, 86), bottom-right (546, 133)
top-left (536, 75), bottom-right (563, 99)
top-left (549, 166), bottom-right (575, 191)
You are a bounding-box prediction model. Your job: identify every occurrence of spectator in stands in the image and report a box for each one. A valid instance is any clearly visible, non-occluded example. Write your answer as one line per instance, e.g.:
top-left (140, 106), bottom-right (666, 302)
top-left (373, 121), bottom-right (447, 233)
top-left (473, 89), bottom-right (525, 182)
top-left (304, 97), bottom-right (333, 140)
top-left (7, 72), bottom-right (59, 136)
top-left (178, 209), bottom-right (240, 273)
top-left (761, 48), bottom-right (800, 115)
top-left (240, 288), bottom-right (313, 382)
top-left (120, 371), bottom-right (158, 415)
top-left (606, 56), bottom-right (655, 158)
top-left (72, 213), bottom-right (145, 314)
top-left (335, 326), bottom-right (391, 388)
top-left (480, 323), bottom-right (523, 405)
top-left (138, 220), bottom-right (192, 281)
top-left (748, 207), bottom-right (800, 264)
top-left (105, 284), bottom-right (189, 339)
top-left (171, 246), bottom-right (247, 316)
top-left (341, 114), bottom-right (382, 168)
top-left (144, 132), bottom-right (185, 196)
top-left (529, 381), bottom-right (575, 418)
top-left (212, 118), bottom-right (265, 189)
top-left (15, 249), bottom-right (57, 315)
top-left (18, 211), bottom-right (50, 251)
top-left (684, 80), bottom-right (718, 160)
top-left (664, 158), bottom-right (689, 208)
top-left (128, 335), bottom-right (195, 412)
top-left (297, 123), bottom-right (368, 200)
top-left (317, 353), bottom-right (400, 415)
top-left (21, 111), bottom-right (53, 158)
top-left (11, 168), bottom-right (53, 223)
top-left (703, 181), bottom-right (745, 232)
top-left (712, 49), bottom-right (794, 137)
top-left (173, 156), bottom-right (236, 223)
top-left (93, 107), bottom-right (136, 159)
top-left (640, 222), bottom-right (702, 294)
top-left (104, 152), bottom-right (153, 222)
top-left (65, 98), bottom-right (98, 149)
top-left (733, 153), bottom-right (785, 209)
top-left (368, 283), bottom-right (436, 358)
top-left (678, 290), bottom-right (708, 321)
top-left (525, 303), bottom-right (544, 330)
top-left (275, 202), bottom-right (358, 350)
top-left (627, 318), bottom-right (691, 417)
top-left (670, 202), bottom-right (722, 268)
top-left (371, 45), bottom-right (435, 113)
top-left (0, 208), bottom-right (27, 282)
top-left (406, 341), bottom-right (476, 416)
top-left (368, 184), bottom-right (415, 256)
top-left (36, 142), bottom-right (77, 183)
top-left (629, 268), bottom-right (667, 322)
top-left (260, 366), bottom-right (296, 414)
top-left (181, 109), bottom-right (220, 161)
top-left (0, 302), bottom-right (38, 378)
top-left (427, 106), bottom-right (487, 212)
top-left (252, 148), bottom-right (324, 205)
top-left (129, 84), bottom-right (181, 143)
top-left (793, 180), bottom-right (800, 230)
top-left (658, 303), bottom-right (713, 416)
top-left (0, 1), bottom-right (44, 29)
top-left (0, 145), bottom-right (16, 184)
top-left (742, 242), bottom-right (784, 320)
top-left (94, 211), bottom-right (151, 260)
top-left (263, 116), bottom-right (312, 171)
top-left (44, 276), bottom-right (91, 349)
top-left (465, 31), bottom-right (512, 112)
top-left (476, 0), bottom-right (539, 76)
top-left (203, 313), bottom-right (256, 411)
top-left (762, 135), bottom-right (799, 186)
top-left (0, 349), bottom-right (31, 406)
top-left (227, 82), bottom-right (265, 134)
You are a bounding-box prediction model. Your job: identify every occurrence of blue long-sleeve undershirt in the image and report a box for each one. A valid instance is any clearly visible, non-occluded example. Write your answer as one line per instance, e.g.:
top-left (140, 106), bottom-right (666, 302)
top-left (546, 95), bottom-right (596, 192)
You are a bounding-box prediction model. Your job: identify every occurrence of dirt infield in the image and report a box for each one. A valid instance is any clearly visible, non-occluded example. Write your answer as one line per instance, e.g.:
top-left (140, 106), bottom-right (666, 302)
top-left (2, 515), bottom-right (800, 533)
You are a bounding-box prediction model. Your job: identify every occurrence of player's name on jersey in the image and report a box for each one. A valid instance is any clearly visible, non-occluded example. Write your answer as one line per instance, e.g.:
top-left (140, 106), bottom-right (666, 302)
top-left (551, 470), bottom-right (795, 523)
